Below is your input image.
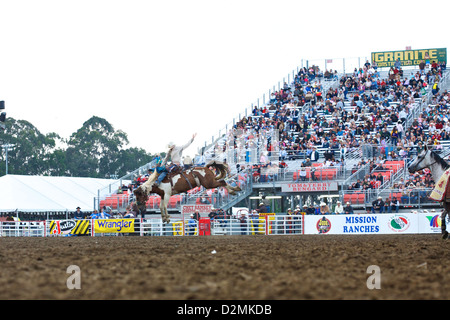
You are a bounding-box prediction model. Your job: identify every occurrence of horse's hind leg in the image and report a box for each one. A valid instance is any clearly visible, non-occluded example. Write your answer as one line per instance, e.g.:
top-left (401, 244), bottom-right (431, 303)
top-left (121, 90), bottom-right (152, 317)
top-left (160, 197), bottom-right (171, 224)
top-left (225, 184), bottom-right (241, 195)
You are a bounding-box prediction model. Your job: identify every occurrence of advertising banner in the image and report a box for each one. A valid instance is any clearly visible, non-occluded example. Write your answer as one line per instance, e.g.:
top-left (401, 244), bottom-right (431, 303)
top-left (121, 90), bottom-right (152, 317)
top-left (304, 212), bottom-right (444, 235)
top-left (49, 220), bottom-right (77, 235)
top-left (49, 220), bottom-right (90, 235)
top-left (94, 219), bottom-right (135, 233)
top-left (281, 182), bottom-right (338, 192)
top-left (181, 205), bottom-right (212, 215)
top-left (371, 48), bottom-right (447, 68)
top-left (172, 221), bottom-right (184, 236)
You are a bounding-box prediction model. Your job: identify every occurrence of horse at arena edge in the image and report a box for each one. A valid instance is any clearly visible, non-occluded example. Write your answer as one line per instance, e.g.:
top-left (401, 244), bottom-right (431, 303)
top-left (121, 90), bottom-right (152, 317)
top-left (408, 145), bottom-right (450, 239)
top-left (133, 160), bottom-right (241, 223)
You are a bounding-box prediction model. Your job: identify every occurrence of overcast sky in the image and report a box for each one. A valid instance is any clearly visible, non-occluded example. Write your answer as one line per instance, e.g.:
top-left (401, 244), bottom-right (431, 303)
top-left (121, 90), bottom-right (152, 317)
top-left (0, 0), bottom-right (448, 157)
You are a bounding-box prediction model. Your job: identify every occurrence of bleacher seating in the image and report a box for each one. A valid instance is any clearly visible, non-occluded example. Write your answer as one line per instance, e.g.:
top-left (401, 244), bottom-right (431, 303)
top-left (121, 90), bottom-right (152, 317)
top-left (101, 60), bottom-right (449, 212)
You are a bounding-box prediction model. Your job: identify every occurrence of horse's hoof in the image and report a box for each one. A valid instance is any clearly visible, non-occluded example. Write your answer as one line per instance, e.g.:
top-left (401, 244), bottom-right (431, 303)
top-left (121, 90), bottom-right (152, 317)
top-left (442, 231), bottom-right (449, 240)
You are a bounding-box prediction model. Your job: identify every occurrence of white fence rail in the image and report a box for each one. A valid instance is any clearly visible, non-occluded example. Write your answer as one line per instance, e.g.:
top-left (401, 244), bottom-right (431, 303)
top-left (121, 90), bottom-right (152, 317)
top-left (0, 221), bottom-right (47, 237)
top-left (0, 215), bottom-right (304, 237)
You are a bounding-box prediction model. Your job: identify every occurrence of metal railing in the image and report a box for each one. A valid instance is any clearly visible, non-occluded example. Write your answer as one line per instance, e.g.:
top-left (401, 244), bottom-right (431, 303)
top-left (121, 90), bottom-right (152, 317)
top-left (340, 187), bottom-right (437, 209)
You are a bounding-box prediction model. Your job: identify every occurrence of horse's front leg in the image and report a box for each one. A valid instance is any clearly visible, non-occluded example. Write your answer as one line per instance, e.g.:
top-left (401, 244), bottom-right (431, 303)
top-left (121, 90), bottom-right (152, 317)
top-left (442, 209), bottom-right (449, 239)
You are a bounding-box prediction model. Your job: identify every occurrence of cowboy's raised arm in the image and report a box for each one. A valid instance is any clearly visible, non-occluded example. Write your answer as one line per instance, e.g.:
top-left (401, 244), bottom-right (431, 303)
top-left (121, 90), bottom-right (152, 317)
top-left (180, 133), bottom-right (197, 151)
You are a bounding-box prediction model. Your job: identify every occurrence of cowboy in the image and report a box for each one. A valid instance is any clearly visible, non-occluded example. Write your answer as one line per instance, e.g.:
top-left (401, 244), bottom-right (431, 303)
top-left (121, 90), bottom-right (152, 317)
top-left (154, 157), bottom-right (170, 186)
top-left (154, 133), bottom-right (197, 186)
top-left (166, 133), bottom-right (197, 166)
top-left (146, 146), bottom-right (174, 187)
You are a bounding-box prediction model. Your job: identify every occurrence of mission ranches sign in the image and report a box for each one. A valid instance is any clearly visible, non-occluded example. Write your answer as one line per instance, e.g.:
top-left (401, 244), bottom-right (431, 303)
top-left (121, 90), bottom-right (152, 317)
top-left (371, 48), bottom-right (447, 68)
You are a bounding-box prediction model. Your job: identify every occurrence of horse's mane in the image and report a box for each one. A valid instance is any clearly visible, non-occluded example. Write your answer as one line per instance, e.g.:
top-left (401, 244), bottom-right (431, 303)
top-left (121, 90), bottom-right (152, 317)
top-left (431, 150), bottom-right (450, 170)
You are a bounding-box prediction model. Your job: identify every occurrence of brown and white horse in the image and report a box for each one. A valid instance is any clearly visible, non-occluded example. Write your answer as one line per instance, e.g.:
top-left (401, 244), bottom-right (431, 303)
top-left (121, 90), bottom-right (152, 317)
top-left (133, 160), bottom-right (241, 223)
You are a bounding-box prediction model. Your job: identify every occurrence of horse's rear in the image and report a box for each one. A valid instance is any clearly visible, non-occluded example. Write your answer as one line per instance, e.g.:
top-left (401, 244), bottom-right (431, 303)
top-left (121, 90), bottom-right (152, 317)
top-left (133, 187), bottom-right (149, 215)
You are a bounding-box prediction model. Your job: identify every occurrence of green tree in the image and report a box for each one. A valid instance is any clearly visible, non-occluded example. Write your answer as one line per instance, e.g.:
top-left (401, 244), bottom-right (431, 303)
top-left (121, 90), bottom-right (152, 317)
top-left (0, 116), bottom-right (154, 178)
top-left (65, 116), bottom-right (152, 178)
top-left (0, 118), bottom-right (62, 176)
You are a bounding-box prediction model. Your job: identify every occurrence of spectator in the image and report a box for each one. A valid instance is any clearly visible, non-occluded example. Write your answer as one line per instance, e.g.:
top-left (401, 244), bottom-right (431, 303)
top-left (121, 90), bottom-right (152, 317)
top-left (299, 164), bottom-right (307, 181)
top-left (371, 196), bottom-right (385, 213)
top-left (74, 207), bottom-right (85, 220)
top-left (309, 147), bottom-right (320, 162)
top-left (344, 202), bottom-right (354, 214)
top-left (306, 203), bottom-right (316, 215)
top-left (432, 81), bottom-right (440, 95)
top-left (98, 207), bottom-right (111, 219)
top-left (187, 214), bottom-right (197, 236)
top-left (208, 207), bottom-right (217, 221)
top-left (319, 202), bottom-right (330, 214)
top-left (300, 205), bottom-right (308, 215)
top-left (334, 201), bottom-right (344, 214)
top-left (388, 197), bottom-right (400, 213)
top-left (183, 155), bottom-right (193, 170)
top-left (194, 152), bottom-right (206, 166)
top-left (257, 202), bottom-right (268, 214)
top-left (239, 212), bottom-right (247, 235)
top-left (89, 209), bottom-right (99, 219)
top-left (193, 210), bottom-right (201, 221)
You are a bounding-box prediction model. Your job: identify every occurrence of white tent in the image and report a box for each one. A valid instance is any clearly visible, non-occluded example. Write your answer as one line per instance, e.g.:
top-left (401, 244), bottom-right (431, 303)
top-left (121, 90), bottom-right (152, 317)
top-left (0, 174), bottom-right (117, 212)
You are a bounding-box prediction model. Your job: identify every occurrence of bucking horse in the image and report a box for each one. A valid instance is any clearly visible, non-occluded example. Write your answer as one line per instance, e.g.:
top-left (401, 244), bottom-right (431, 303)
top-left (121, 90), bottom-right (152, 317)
top-left (133, 160), bottom-right (241, 223)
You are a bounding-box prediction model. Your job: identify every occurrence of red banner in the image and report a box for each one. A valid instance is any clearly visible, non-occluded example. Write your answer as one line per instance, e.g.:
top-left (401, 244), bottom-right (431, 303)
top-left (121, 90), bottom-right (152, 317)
top-left (181, 205), bottom-right (213, 215)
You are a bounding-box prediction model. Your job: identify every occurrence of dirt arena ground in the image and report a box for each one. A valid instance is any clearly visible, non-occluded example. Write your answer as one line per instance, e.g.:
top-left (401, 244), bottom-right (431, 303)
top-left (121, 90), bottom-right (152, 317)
top-left (1, 234), bottom-right (450, 300)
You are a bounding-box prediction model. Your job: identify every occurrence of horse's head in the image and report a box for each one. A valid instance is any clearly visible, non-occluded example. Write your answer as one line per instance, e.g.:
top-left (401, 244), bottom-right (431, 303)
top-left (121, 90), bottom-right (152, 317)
top-left (408, 145), bottom-right (432, 173)
top-left (133, 186), bottom-right (149, 214)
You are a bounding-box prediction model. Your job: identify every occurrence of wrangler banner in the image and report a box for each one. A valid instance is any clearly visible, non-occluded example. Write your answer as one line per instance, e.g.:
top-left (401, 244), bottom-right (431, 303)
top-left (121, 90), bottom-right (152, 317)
top-left (94, 219), bottom-right (135, 233)
top-left (371, 48), bottom-right (447, 68)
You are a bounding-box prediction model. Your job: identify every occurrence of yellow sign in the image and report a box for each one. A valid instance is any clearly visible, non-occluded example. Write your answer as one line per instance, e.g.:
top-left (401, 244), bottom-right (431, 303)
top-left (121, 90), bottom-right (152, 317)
top-left (172, 221), bottom-right (184, 236)
top-left (94, 219), bottom-right (135, 233)
top-left (371, 48), bottom-right (447, 68)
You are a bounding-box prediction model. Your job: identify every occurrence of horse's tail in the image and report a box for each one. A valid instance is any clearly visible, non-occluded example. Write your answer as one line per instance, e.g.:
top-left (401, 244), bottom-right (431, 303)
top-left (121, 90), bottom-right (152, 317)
top-left (205, 160), bottom-right (229, 180)
top-left (133, 186), bottom-right (149, 210)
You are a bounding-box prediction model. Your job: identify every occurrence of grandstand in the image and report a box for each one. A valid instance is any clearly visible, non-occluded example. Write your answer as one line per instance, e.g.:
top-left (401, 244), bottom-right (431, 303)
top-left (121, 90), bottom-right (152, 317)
top-left (97, 59), bottom-right (449, 216)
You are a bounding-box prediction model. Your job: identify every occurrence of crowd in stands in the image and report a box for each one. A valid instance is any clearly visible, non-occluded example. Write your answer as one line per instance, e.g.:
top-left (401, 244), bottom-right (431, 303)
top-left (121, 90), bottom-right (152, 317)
top-left (204, 58), bottom-right (448, 205)
top-left (122, 57), bottom-right (449, 213)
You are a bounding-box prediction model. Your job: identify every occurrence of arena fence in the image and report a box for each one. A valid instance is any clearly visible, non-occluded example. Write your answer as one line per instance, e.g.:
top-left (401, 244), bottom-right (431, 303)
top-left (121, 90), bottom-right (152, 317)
top-left (1, 212), bottom-right (443, 237)
top-left (0, 215), bottom-right (304, 237)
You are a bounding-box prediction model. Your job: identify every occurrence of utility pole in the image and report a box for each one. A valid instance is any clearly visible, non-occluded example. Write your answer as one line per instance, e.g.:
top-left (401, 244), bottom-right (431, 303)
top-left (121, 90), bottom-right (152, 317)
top-left (2, 143), bottom-right (15, 175)
top-left (0, 100), bottom-right (5, 130)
